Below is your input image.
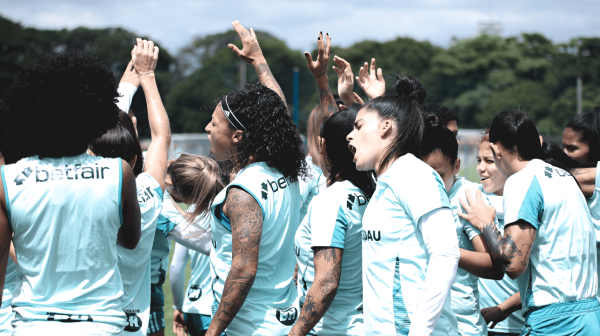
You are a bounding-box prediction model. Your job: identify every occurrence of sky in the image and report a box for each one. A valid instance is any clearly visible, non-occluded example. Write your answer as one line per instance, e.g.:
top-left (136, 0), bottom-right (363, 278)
top-left (1, 0), bottom-right (600, 54)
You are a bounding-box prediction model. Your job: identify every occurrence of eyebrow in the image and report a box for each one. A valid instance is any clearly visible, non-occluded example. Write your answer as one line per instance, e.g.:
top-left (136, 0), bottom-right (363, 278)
top-left (354, 119), bottom-right (363, 127)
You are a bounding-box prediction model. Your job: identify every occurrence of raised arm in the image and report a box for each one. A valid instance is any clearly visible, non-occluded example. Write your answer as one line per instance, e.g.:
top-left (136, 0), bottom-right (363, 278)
top-left (332, 56), bottom-right (359, 106)
top-left (206, 187), bottom-right (263, 336)
top-left (118, 160), bottom-right (142, 250)
top-left (356, 58), bottom-right (386, 100)
top-left (289, 247), bottom-right (343, 336)
top-left (132, 38), bottom-right (171, 192)
top-left (228, 20), bottom-right (287, 106)
top-left (116, 60), bottom-right (140, 113)
top-left (458, 190), bottom-right (536, 279)
top-left (305, 32), bottom-right (338, 118)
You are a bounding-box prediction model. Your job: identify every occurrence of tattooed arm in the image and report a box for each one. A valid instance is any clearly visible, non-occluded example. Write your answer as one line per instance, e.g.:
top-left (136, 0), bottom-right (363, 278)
top-left (117, 160), bottom-right (142, 250)
top-left (304, 32), bottom-right (338, 118)
top-left (289, 247), bottom-right (343, 336)
top-left (228, 20), bottom-right (287, 106)
top-left (458, 235), bottom-right (504, 280)
top-left (0, 170), bottom-right (13, 301)
top-left (205, 187), bottom-right (263, 336)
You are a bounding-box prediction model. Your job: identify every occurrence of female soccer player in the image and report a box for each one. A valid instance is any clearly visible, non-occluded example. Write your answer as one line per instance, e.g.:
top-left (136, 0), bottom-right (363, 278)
top-left (562, 107), bottom-right (600, 164)
top-left (0, 52), bottom-right (141, 335)
top-left (89, 38), bottom-right (170, 336)
top-left (419, 124), bottom-right (502, 336)
top-left (347, 75), bottom-right (460, 335)
top-left (459, 110), bottom-right (599, 335)
top-left (204, 20), bottom-right (307, 336)
top-left (291, 105), bottom-right (375, 336)
top-left (475, 130), bottom-right (526, 336)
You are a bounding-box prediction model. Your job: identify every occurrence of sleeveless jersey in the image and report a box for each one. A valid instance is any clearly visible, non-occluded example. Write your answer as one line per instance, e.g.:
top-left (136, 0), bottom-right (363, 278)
top-left (210, 162), bottom-right (300, 335)
top-left (2, 154), bottom-right (126, 328)
top-left (477, 191), bottom-right (526, 334)
top-left (0, 258), bottom-right (17, 334)
top-left (119, 173), bottom-right (163, 334)
top-left (361, 154), bottom-right (457, 335)
top-left (294, 180), bottom-right (368, 335)
top-left (298, 156), bottom-right (326, 223)
top-left (448, 178), bottom-right (487, 336)
top-left (504, 159), bottom-right (597, 311)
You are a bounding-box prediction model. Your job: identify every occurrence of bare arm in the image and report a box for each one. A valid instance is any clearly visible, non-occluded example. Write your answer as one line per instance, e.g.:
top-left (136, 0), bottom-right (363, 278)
top-left (132, 38), bottom-right (171, 192)
top-left (574, 167), bottom-right (596, 198)
top-left (332, 56), bottom-right (358, 106)
top-left (117, 160), bottom-right (141, 250)
top-left (482, 220), bottom-right (536, 279)
top-left (206, 187), bottom-right (263, 336)
top-left (0, 171), bottom-right (12, 300)
top-left (289, 247), bottom-right (343, 336)
top-left (458, 235), bottom-right (504, 280)
top-left (304, 32), bottom-right (338, 118)
top-left (481, 292), bottom-right (522, 329)
top-left (228, 20), bottom-right (287, 106)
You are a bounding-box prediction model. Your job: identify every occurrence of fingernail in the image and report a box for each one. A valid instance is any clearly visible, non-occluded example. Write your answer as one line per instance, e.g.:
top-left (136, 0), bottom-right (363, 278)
top-left (317, 37), bottom-right (320, 40)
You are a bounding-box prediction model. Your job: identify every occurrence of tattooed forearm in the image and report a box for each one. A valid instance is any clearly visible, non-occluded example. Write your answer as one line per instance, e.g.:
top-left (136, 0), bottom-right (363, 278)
top-left (207, 187), bottom-right (263, 335)
top-left (316, 81), bottom-right (338, 118)
top-left (289, 247), bottom-right (343, 336)
top-left (255, 63), bottom-right (287, 106)
top-left (482, 220), bottom-right (536, 276)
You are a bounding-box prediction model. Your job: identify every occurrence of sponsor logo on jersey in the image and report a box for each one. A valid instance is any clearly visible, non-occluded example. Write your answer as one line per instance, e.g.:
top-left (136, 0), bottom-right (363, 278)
top-left (294, 244), bottom-right (300, 257)
top-left (544, 165), bottom-right (569, 178)
top-left (212, 239), bottom-right (217, 249)
top-left (124, 311), bottom-right (142, 332)
top-left (13, 164), bottom-right (110, 186)
top-left (261, 177), bottom-right (292, 200)
top-left (361, 229), bottom-right (381, 242)
top-left (347, 193), bottom-right (369, 210)
top-left (46, 312), bottom-right (93, 322)
top-left (274, 306), bottom-right (298, 326)
top-left (188, 285), bottom-right (202, 301)
top-left (137, 186), bottom-right (155, 203)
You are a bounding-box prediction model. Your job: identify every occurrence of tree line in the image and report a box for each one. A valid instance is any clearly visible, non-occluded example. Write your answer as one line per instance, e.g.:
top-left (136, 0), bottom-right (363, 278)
top-left (2, 15), bottom-right (599, 136)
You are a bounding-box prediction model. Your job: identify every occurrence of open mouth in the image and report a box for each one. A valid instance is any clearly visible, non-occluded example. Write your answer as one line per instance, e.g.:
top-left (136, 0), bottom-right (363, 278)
top-left (480, 176), bottom-right (489, 182)
top-left (348, 144), bottom-right (356, 154)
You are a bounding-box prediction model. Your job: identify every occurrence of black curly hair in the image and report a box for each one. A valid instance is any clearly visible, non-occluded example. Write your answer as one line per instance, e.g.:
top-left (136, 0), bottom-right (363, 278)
top-left (218, 83), bottom-right (307, 182)
top-left (419, 103), bottom-right (458, 129)
top-left (0, 52), bottom-right (120, 164)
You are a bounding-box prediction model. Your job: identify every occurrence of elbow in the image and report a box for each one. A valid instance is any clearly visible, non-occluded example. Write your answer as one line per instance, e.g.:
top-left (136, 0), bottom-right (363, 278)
top-left (505, 264), bottom-right (526, 280)
top-left (489, 268), bottom-right (505, 281)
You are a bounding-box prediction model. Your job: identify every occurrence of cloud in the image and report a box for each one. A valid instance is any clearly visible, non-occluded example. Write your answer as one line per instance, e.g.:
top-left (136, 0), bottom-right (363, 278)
top-left (1, 0), bottom-right (599, 54)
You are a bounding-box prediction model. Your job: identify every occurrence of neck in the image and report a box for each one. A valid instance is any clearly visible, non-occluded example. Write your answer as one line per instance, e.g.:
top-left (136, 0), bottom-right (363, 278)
top-left (505, 157), bottom-right (530, 176)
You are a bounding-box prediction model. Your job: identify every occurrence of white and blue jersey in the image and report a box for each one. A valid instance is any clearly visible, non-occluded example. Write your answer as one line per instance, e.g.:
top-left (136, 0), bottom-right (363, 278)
top-left (152, 195), bottom-right (177, 286)
top-left (447, 178), bottom-right (487, 336)
top-left (294, 180), bottom-right (368, 335)
top-left (1, 154), bottom-right (126, 328)
top-left (298, 156), bottom-right (326, 223)
top-left (361, 154), bottom-right (457, 336)
top-left (0, 258), bottom-right (17, 334)
top-left (477, 192), bottom-right (526, 334)
top-left (118, 173), bottom-right (163, 335)
top-left (184, 247), bottom-right (213, 316)
top-left (504, 159), bottom-right (597, 311)
top-left (586, 161), bottom-right (600, 297)
top-left (210, 162), bottom-right (300, 335)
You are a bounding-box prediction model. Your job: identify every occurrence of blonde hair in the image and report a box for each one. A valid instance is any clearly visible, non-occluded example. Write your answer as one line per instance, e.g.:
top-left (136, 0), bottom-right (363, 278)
top-left (307, 105), bottom-right (323, 167)
top-left (168, 154), bottom-right (224, 222)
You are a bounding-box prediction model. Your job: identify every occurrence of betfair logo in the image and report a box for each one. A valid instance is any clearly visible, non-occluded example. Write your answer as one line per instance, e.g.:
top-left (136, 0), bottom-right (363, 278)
top-left (124, 312), bottom-right (142, 332)
top-left (346, 193), bottom-right (369, 210)
top-left (261, 177), bottom-right (291, 200)
top-left (47, 312), bottom-right (93, 322)
top-left (14, 164), bottom-right (109, 185)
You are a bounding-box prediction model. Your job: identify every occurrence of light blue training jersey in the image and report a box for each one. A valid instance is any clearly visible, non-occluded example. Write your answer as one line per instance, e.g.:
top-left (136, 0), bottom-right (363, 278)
top-left (210, 161), bottom-right (300, 335)
top-left (586, 161), bottom-right (600, 298)
top-left (447, 178), bottom-right (487, 336)
top-left (477, 191), bottom-right (526, 334)
top-left (504, 159), bottom-right (597, 311)
top-left (361, 154), bottom-right (457, 336)
top-left (1, 154), bottom-right (126, 328)
top-left (0, 258), bottom-right (17, 334)
top-left (119, 173), bottom-right (163, 334)
top-left (295, 180), bottom-right (368, 335)
top-left (184, 247), bottom-right (213, 316)
top-left (298, 156), bottom-right (326, 223)
top-left (152, 195), bottom-right (176, 286)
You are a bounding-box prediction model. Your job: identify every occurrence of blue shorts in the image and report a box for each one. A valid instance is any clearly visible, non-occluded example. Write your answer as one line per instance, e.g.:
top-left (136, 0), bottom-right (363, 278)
top-left (184, 313), bottom-right (211, 336)
top-left (147, 284), bottom-right (165, 334)
top-left (521, 298), bottom-right (600, 335)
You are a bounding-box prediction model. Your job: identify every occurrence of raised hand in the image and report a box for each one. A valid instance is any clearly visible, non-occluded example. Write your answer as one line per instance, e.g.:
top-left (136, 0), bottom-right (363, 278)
top-left (304, 32), bottom-right (331, 79)
top-left (332, 55), bottom-right (356, 106)
top-left (228, 20), bottom-right (264, 64)
top-left (119, 61), bottom-right (140, 88)
top-left (132, 38), bottom-right (159, 75)
top-left (356, 58), bottom-right (386, 99)
top-left (304, 32), bottom-right (337, 117)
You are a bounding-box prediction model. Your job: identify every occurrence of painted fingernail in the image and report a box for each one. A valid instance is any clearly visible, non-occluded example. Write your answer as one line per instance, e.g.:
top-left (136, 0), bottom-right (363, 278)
top-left (317, 37), bottom-right (320, 40)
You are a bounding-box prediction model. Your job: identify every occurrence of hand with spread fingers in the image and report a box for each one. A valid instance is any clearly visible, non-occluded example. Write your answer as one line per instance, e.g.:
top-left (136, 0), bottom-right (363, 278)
top-left (457, 189), bottom-right (497, 231)
top-left (228, 20), bottom-right (264, 65)
top-left (356, 58), bottom-right (386, 100)
top-left (304, 32), bottom-right (338, 117)
top-left (332, 55), bottom-right (357, 106)
top-left (132, 38), bottom-right (159, 76)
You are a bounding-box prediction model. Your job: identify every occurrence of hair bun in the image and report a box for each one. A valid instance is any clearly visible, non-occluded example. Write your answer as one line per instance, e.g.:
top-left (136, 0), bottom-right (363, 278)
top-left (393, 74), bottom-right (427, 104)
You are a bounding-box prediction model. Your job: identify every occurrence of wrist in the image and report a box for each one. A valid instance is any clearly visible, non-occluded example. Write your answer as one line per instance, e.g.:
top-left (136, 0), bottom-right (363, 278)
top-left (139, 72), bottom-right (156, 84)
top-left (251, 56), bottom-right (266, 67)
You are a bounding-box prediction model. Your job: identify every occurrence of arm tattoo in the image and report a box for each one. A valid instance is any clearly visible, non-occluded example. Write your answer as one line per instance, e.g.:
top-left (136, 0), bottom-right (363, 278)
top-left (210, 187), bottom-right (263, 332)
top-left (255, 63), bottom-right (287, 106)
top-left (316, 82), bottom-right (338, 118)
top-left (482, 220), bottom-right (535, 273)
top-left (289, 247), bottom-right (343, 336)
